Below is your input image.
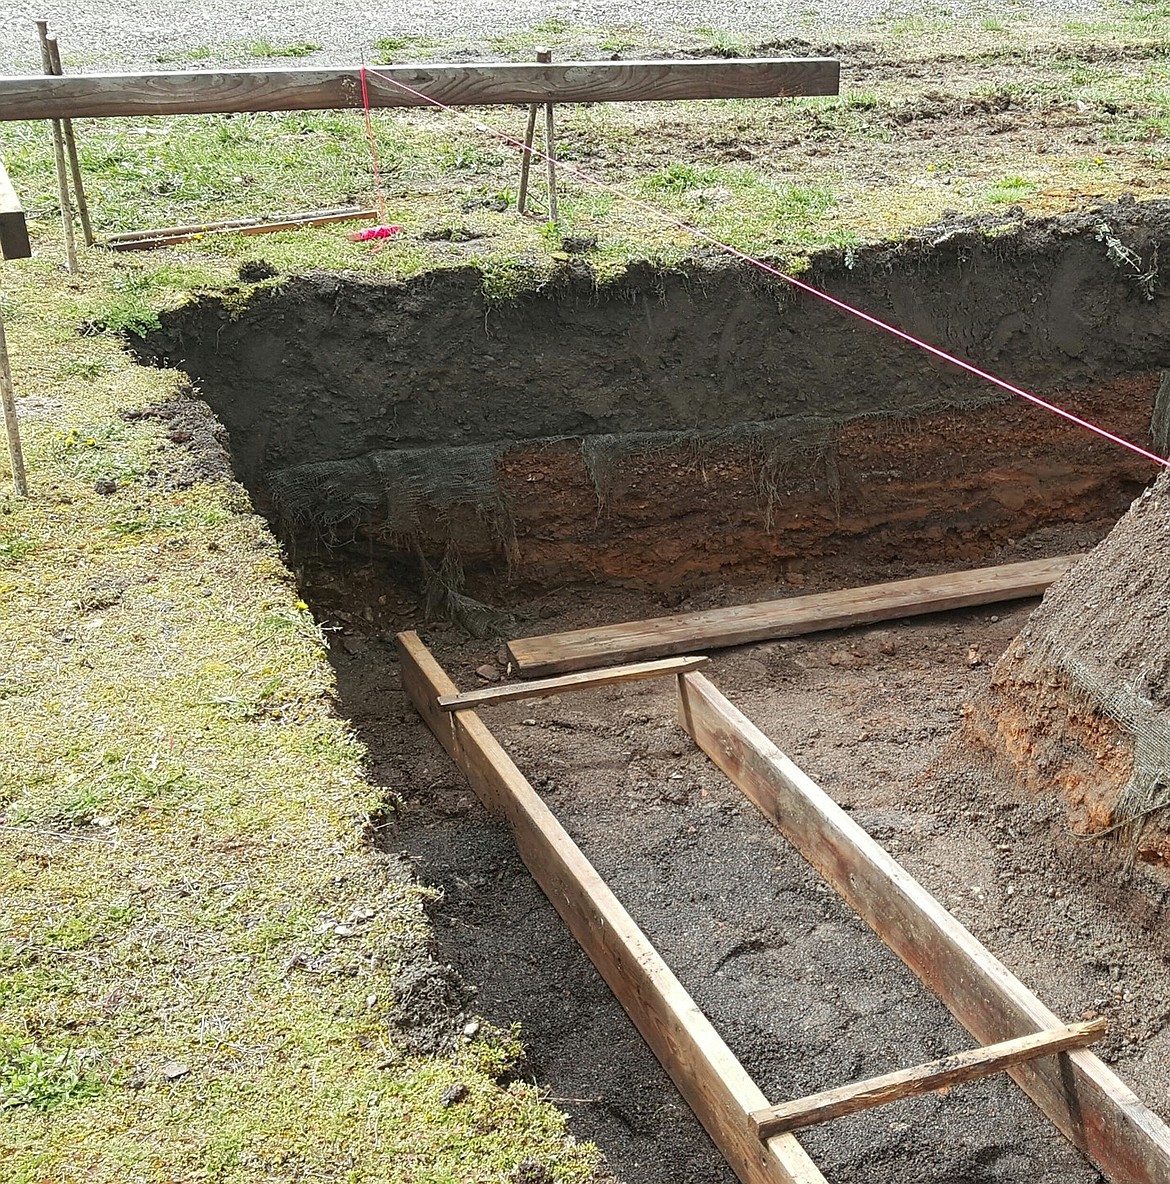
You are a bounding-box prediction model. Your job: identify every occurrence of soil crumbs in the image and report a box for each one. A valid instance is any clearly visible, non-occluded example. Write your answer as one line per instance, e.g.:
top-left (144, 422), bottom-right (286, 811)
top-left (317, 520), bottom-right (1170, 1184)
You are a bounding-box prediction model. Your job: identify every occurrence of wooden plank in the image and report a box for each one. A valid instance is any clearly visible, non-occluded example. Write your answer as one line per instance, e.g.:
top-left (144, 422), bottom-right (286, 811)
top-left (677, 670), bottom-right (1170, 1184)
top-left (396, 630), bottom-right (827, 1184)
top-left (0, 159), bottom-right (31, 261)
top-left (751, 1020), bottom-right (1107, 1138)
top-left (508, 555), bottom-right (1081, 676)
top-left (107, 207), bottom-right (377, 250)
top-left (437, 654), bottom-right (709, 711)
top-left (0, 59), bottom-right (840, 121)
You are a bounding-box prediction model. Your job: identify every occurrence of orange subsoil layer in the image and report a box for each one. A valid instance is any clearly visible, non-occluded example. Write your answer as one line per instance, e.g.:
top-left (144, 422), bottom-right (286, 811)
top-left (367, 373), bottom-right (1158, 590)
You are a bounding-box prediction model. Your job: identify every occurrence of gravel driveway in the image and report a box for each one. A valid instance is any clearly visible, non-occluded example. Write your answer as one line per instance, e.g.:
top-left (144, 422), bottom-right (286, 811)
top-left (0, 0), bottom-right (1114, 74)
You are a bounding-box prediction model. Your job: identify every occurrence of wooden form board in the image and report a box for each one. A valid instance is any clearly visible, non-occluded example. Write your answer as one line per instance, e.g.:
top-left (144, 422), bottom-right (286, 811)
top-left (437, 654), bottom-right (709, 711)
top-left (0, 158), bottom-right (31, 261)
top-left (0, 59), bottom-right (840, 121)
top-left (397, 630), bottom-right (827, 1184)
top-left (507, 554), bottom-right (1081, 675)
top-left (751, 1020), bottom-right (1107, 1138)
top-left (676, 670), bottom-right (1170, 1184)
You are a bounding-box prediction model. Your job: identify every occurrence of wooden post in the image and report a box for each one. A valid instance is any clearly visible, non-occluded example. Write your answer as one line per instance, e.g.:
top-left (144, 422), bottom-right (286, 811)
top-left (0, 297), bottom-right (28, 497)
top-left (539, 47), bottom-right (558, 222)
top-left (45, 34), bottom-right (94, 248)
top-left (35, 21), bottom-right (78, 272)
top-left (516, 75), bottom-right (540, 214)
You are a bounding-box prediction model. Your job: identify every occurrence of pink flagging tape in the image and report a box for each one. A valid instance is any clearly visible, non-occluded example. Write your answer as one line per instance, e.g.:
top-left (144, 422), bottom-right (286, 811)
top-left (362, 63), bottom-right (1169, 469)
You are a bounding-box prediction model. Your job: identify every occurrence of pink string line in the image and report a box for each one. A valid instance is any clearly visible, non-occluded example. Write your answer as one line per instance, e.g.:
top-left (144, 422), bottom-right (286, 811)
top-left (361, 64), bottom-right (1170, 469)
top-left (359, 63), bottom-right (389, 225)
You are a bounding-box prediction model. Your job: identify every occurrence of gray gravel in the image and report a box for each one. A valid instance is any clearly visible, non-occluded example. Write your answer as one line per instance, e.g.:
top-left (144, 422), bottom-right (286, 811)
top-left (0, 0), bottom-right (1115, 74)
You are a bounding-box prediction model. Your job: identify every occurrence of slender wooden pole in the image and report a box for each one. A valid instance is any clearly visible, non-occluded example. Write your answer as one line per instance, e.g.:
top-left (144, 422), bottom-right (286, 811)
top-left (539, 47), bottom-right (558, 222)
top-left (45, 34), bottom-right (94, 248)
top-left (35, 21), bottom-right (78, 272)
top-left (516, 52), bottom-right (542, 215)
top-left (0, 297), bottom-right (29, 498)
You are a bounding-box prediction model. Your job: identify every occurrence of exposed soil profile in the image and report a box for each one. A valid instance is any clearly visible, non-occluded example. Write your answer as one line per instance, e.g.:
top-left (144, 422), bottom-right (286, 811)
top-left (135, 200), bottom-right (1170, 595)
top-left (967, 468), bottom-right (1170, 879)
top-left (130, 203), bottom-right (1170, 1183)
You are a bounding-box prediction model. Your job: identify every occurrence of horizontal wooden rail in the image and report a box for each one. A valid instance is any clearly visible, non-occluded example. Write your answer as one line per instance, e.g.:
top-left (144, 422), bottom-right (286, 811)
top-left (0, 159), bottom-right (31, 260)
top-left (0, 58), bottom-right (840, 121)
top-left (397, 631), bottom-right (827, 1184)
top-left (508, 554), bottom-right (1080, 675)
top-left (677, 670), bottom-right (1170, 1184)
top-left (437, 654), bottom-right (709, 711)
top-left (752, 1020), bottom-right (1107, 1139)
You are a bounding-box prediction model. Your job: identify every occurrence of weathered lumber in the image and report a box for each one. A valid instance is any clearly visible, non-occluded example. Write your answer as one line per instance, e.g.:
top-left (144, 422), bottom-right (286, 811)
top-left (437, 654), bottom-right (709, 711)
top-left (508, 554), bottom-right (1081, 676)
top-left (397, 631), bottom-right (827, 1184)
top-left (752, 1020), bottom-right (1108, 1138)
top-left (677, 670), bottom-right (1170, 1184)
top-left (0, 59), bottom-right (840, 121)
top-left (107, 207), bottom-right (377, 250)
top-left (0, 159), bottom-right (31, 261)
top-left (105, 206), bottom-right (374, 244)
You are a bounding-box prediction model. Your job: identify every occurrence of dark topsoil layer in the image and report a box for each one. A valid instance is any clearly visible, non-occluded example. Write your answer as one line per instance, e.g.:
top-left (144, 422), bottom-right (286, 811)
top-left (136, 200), bottom-right (1170, 490)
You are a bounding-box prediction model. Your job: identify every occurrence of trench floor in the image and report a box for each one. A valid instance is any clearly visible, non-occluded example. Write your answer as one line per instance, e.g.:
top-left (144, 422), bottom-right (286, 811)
top-left (309, 521), bottom-right (1170, 1184)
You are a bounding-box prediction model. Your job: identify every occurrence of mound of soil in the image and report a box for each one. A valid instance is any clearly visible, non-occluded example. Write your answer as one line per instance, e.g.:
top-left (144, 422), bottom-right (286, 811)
top-left (966, 468), bottom-right (1170, 877)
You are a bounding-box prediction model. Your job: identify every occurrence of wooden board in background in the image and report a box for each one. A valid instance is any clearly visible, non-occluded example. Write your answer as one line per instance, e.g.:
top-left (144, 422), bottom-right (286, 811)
top-left (509, 555), bottom-right (1081, 676)
top-left (677, 670), bottom-right (1170, 1184)
top-left (0, 59), bottom-right (840, 121)
top-left (397, 630), bottom-right (827, 1184)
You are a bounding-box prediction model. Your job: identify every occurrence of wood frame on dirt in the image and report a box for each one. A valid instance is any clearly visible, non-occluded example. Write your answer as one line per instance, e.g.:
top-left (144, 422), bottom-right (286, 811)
top-left (398, 630), bottom-right (1170, 1184)
top-left (0, 59), bottom-right (840, 121)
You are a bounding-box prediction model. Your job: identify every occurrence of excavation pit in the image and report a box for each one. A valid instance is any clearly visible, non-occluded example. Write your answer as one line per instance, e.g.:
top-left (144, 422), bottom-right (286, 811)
top-left (134, 203), bottom-right (1170, 1184)
top-left (136, 203), bottom-right (1170, 601)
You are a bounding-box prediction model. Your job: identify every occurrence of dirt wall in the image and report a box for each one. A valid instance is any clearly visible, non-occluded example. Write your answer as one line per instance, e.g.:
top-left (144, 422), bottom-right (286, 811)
top-left (966, 468), bottom-right (1170, 878)
top-left (137, 201), bottom-right (1170, 589)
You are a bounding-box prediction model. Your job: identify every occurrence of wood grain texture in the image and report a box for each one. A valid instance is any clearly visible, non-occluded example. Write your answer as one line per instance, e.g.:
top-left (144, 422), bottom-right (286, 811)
top-left (751, 1020), bottom-right (1107, 1138)
top-left (0, 59), bottom-right (840, 121)
top-left (0, 159), bottom-right (31, 261)
top-left (437, 654), bottom-right (709, 711)
top-left (508, 555), bottom-right (1081, 675)
top-left (396, 631), bottom-right (827, 1184)
top-left (677, 671), bottom-right (1170, 1184)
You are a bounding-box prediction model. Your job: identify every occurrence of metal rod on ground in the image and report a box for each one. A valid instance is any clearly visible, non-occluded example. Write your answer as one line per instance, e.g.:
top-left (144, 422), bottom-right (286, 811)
top-left (35, 21), bottom-right (78, 271)
top-left (539, 47), bottom-right (558, 222)
top-left (516, 53), bottom-right (542, 215)
top-left (0, 297), bottom-right (29, 498)
top-left (46, 34), bottom-right (93, 248)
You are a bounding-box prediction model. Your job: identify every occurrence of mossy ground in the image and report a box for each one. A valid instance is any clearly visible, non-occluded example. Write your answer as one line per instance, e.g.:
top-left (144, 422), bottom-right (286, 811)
top-left (0, 6), bottom-right (1168, 1182)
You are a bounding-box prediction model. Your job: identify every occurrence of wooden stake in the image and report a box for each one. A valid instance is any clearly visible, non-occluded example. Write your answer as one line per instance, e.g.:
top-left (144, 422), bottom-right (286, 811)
top-left (516, 86), bottom-right (540, 214)
top-left (539, 47), bottom-right (558, 222)
top-left (45, 34), bottom-right (94, 248)
top-left (751, 1020), bottom-right (1108, 1138)
top-left (35, 21), bottom-right (77, 272)
top-left (0, 297), bottom-right (29, 498)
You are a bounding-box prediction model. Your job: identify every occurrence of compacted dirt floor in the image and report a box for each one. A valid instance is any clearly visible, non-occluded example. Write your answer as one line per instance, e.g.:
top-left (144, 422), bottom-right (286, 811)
top-left (306, 518), bottom-right (1170, 1184)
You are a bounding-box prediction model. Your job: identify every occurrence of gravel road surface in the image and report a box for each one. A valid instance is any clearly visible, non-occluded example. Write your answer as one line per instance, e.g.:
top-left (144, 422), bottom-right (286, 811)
top-left (1, 0), bottom-right (1115, 73)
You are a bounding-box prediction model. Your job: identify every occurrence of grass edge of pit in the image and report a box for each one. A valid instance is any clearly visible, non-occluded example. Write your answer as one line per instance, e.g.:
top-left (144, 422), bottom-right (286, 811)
top-left (0, 252), bottom-right (600, 1184)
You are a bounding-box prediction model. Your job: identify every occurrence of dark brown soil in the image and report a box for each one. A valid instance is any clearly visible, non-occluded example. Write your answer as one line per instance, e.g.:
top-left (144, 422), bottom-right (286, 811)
top-left (315, 519), bottom-right (1170, 1184)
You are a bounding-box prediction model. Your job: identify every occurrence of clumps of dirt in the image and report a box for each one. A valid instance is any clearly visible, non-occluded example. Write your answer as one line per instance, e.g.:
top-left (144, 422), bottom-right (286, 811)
top-left (122, 394), bottom-right (233, 489)
top-left (388, 949), bottom-right (476, 1055)
top-left (966, 469), bottom-right (1170, 876)
top-left (238, 259), bottom-right (279, 283)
